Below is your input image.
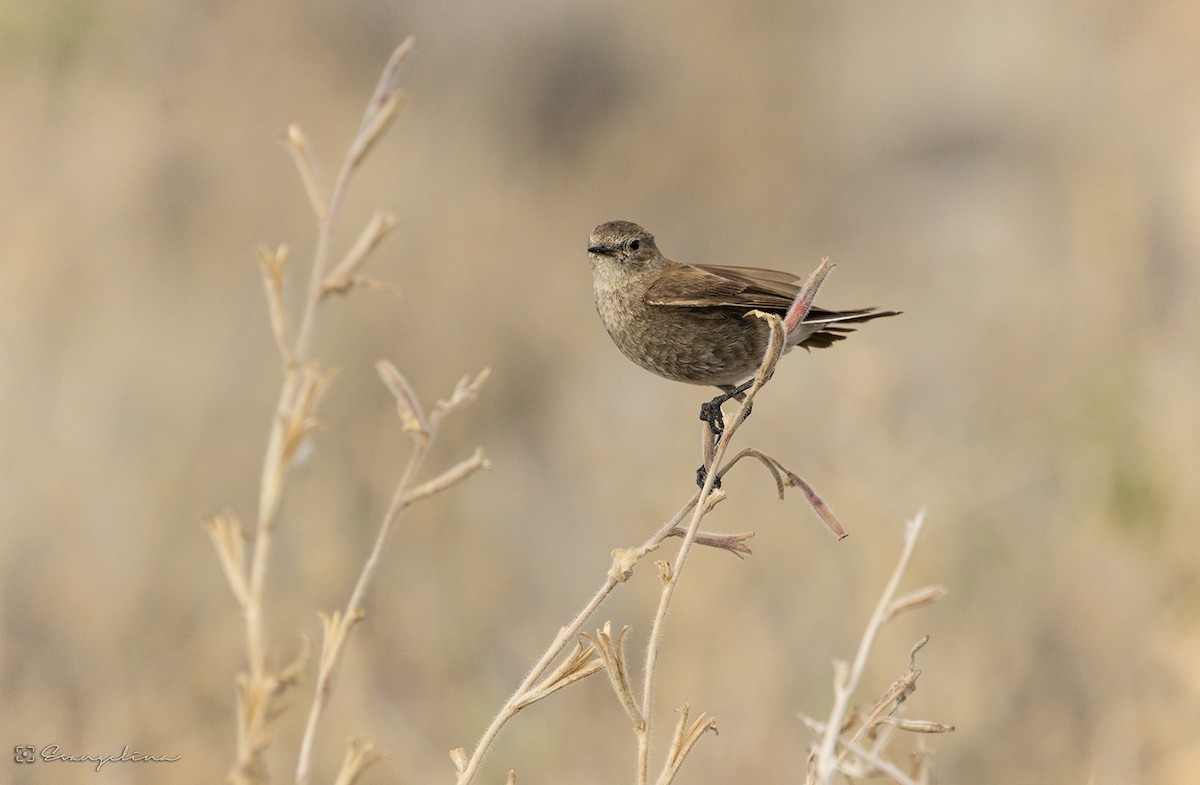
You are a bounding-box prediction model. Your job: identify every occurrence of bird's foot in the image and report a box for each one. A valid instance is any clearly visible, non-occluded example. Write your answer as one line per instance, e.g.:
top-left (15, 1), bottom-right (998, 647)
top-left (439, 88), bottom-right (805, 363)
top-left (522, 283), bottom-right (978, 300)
top-left (698, 380), bottom-right (756, 437)
top-left (699, 398), bottom-right (727, 438)
top-left (696, 463), bottom-right (722, 490)
top-left (696, 380), bottom-right (756, 489)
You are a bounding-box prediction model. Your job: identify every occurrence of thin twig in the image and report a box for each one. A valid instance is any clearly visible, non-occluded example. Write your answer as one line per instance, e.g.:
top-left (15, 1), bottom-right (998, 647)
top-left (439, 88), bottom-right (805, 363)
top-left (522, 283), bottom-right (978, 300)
top-left (813, 510), bottom-right (927, 783)
top-left (216, 38), bottom-right (419, 785)
top-left (294, 439), bottom-right (428, 785)
top-left (453, 499), bottom-right (695, 785)
top-left (454, 434), bottom-right (765, 785)
top-left (293, 36), bottom-right (414, 362)
top-left (637, 316), bottom-right (786, 784)
top-left (296, 368), bottom-right (487, 785)
top-left (637, 259), bottom-right (833, 784)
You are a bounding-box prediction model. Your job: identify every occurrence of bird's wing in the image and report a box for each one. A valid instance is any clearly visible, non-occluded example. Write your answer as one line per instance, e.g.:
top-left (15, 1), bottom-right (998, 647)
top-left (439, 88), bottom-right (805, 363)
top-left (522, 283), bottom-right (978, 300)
top-left (644, 262), bottom-right (798, 310)
top-left (697, 263), bottom-right (804, 288)
top-left (646, 261), bottom-right (900, 349)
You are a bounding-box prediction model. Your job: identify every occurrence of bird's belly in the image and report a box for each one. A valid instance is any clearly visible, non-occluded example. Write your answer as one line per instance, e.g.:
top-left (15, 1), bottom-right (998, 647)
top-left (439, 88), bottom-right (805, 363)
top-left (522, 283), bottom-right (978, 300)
top-left (607, 306), bottom-right (770, 387)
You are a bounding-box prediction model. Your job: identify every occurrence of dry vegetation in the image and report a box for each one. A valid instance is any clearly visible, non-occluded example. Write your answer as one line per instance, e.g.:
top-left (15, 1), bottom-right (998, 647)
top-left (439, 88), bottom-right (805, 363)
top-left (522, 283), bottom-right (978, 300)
top-left (204, 40), bottom-right (493, 785)
top-left (201, 44), bottom-right (951, 783)
top-left (4, 3), bottom-right (1200, 784)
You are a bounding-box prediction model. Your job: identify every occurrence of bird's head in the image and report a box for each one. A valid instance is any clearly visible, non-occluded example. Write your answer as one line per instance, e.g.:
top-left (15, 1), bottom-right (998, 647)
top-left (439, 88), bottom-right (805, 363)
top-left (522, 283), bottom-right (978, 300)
top-left (587, 221), bottom-right (660, 271)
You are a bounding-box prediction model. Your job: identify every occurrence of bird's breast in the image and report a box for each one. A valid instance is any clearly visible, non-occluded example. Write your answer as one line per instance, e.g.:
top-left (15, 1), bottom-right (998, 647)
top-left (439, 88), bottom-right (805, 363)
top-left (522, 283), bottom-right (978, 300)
top-left (592, 275), bottom-right (769, 387)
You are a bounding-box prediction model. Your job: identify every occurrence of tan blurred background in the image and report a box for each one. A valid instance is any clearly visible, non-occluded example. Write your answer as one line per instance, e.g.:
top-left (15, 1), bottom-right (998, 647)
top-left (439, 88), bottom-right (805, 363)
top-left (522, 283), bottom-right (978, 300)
top-left (3, 1), bottom-right (1200, 783)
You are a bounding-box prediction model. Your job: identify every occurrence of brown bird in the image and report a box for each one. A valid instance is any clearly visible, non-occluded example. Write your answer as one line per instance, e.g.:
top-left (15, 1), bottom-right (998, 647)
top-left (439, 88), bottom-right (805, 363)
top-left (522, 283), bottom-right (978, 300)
top-left (587, 220), bottom-right (899, 399)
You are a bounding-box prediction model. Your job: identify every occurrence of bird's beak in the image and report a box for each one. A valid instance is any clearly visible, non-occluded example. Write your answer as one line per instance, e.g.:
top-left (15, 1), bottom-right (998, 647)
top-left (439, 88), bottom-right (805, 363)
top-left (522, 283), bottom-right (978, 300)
top-left (588, 244), bottom-right (615, 256)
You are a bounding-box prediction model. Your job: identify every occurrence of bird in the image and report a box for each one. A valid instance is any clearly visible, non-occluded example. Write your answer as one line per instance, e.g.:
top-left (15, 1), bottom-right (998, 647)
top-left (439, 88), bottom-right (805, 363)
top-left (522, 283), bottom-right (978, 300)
top-left (587, 220), bottom-right (899, 404)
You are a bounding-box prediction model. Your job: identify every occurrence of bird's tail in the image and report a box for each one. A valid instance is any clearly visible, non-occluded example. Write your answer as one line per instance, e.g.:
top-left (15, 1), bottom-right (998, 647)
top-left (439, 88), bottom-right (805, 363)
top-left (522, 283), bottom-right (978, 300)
top-left (790, 307), bottom-right (901, 349)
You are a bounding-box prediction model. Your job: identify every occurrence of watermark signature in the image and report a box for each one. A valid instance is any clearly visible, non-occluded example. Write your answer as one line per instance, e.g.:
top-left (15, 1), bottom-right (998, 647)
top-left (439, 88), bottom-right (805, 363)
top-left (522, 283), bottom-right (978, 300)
top-left (13, 744), bottom-right (181, 772)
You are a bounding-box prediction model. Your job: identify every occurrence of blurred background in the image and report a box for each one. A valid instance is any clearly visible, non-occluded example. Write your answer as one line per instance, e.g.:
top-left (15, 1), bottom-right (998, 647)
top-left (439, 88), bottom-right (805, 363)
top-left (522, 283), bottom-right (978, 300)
top-left (3, 1), bottom-right (1199, 782)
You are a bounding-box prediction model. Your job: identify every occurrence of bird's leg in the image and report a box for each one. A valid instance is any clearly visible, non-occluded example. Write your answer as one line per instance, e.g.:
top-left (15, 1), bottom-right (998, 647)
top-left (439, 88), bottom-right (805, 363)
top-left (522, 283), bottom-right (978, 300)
top-left (696, 379), bottom-right (755, 488)
top-left (698, 379), bottom-right (755, 438)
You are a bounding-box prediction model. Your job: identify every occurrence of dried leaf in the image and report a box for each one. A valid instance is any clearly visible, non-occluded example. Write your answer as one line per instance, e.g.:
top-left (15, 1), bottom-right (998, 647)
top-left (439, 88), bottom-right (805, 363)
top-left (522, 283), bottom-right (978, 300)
top-left (432, 368), bottom-right (490, 423)
top-left (656, 559), bottom-right (673, 585)
top-left (656, 704), bottom-right (718, 785)
top-left (323, 211), bottom-right (397, 298)
top-left (403, 448), bottom-right (489, 506)
top-left (348, 93), bottom-right (404, 170)
top-left (886, 585), bottom-right (947, 621)
top-left (875, 716), bottom-right (955, 733)
top-left (347, 37), bottom-right (416, 168)
top-left (783, 257), bottom-right (834, 337)
top-left (785, 471), bottom-right (847, 540)
top-left (448, 748), bottom-right (467, 774)
top-left (376, 360), bottom-right (428, 440)
top-left (257, 244), bottom-right (294, 365)
top-left (700, 487), bottom-right (726, 512)
top-left (203, 512), bottom-right (249, 607)
top-left (332, 740), bottom-right (383, 785)
top-left (281, 362), bottom-right (336, 465)
top-left (587, 623), bottom-right (643, 728)
top-left (283, 125), bottom-right (327, 219)
top-left (668, 527), bottom-right (755, 557)
top-left (516, 640), bottom-right (603, 709)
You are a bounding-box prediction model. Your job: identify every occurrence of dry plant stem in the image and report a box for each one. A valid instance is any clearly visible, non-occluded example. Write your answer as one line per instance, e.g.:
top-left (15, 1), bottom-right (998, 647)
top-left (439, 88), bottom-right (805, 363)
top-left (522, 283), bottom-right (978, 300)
top-left (835, 637), bottom-right (937, 768)
top-left (455, 348), bottom-right (773, 784)
top-left (248, 34), bottom-right (412, 681)
top-left (458, 262), bottom-right (829, 785)
top-left (638, 261), bottom-right (831, 784)
top-left (636, 332), bottom-right (774, 784)
top-left (293, 35), bottom-right (413, 360)
top-left (453, 503), bottom-right (696, 785)
top-left (813, 510), bottom-right (926, 784)
top-left (457, 478), bottom-right (749, 782)
top-left (330, 741), bottom-right (384, 785)
top-left (294, 439), bottom-right (428, 785)
top-left (802, 723), bottom-right (918, 785)
top-left (296, 369), bottom-right (488, 785)
top-left (224, 38), bottom-right (415, 785)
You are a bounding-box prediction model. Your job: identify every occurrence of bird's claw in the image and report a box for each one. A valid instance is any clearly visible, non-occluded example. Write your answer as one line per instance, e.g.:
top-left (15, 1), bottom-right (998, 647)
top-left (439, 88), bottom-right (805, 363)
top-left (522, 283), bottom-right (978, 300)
top-left (699, 399), bottom-right (726, 437)
top-left (696, 463), bottom-right (721, 490)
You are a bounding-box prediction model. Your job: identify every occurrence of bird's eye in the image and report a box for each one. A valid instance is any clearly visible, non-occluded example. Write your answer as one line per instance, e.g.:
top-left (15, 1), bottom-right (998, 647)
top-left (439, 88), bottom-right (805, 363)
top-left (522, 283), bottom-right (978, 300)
top-left (628, 239), bottom-right (641, 251)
